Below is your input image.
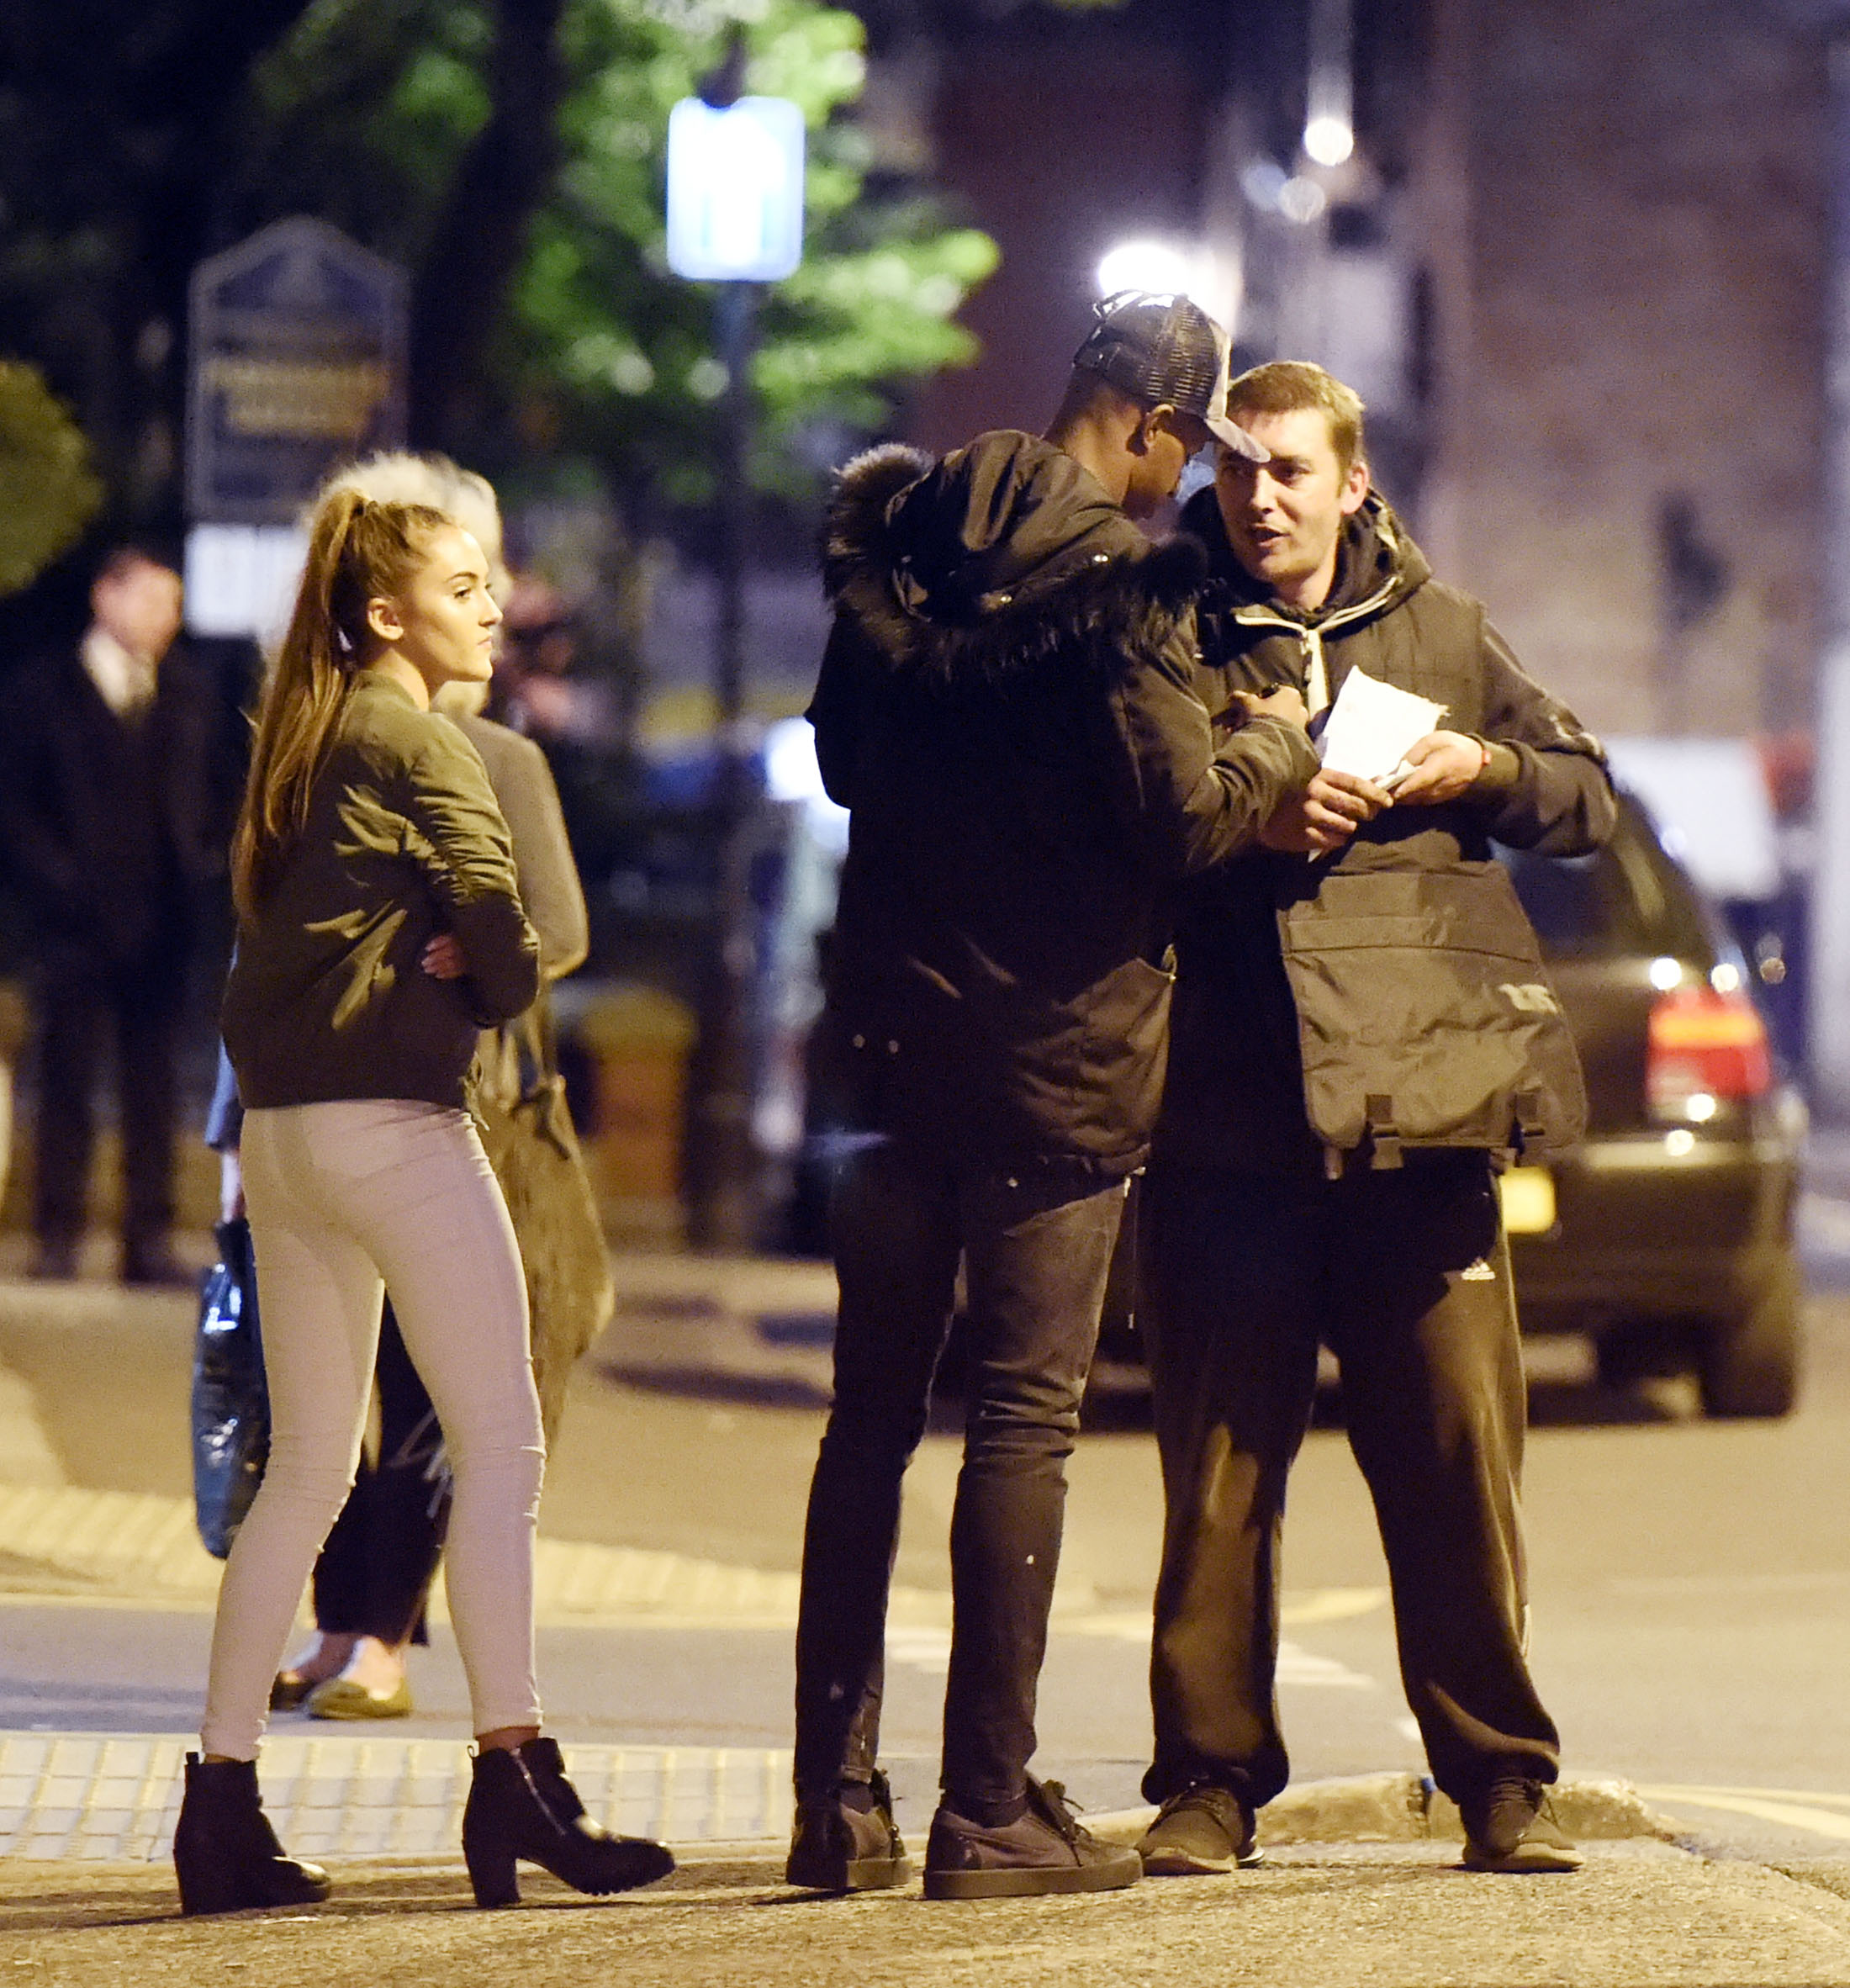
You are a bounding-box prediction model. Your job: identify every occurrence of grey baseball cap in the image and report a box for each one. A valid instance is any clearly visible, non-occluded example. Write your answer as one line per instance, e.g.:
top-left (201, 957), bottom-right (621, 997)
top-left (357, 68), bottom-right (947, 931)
top-left (1073, 292), bottom-right (1267, 461)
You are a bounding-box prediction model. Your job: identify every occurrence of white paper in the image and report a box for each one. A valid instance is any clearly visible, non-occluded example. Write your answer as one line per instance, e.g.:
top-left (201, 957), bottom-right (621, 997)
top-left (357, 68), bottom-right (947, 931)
top-left (1315, 668), bottom-right (1446, 785)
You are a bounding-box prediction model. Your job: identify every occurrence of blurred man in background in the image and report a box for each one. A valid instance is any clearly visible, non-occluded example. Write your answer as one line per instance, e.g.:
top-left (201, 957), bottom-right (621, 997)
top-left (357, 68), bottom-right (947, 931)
top-left (0, 547), bottom-right (221, 1283)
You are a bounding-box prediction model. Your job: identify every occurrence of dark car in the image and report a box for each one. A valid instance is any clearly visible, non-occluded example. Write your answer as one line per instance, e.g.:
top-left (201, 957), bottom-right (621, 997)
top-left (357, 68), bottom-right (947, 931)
top-left (1082, 790), bottom-right (1805, 1420)
top-left (1495, 789), bottom-right (1805, 1418)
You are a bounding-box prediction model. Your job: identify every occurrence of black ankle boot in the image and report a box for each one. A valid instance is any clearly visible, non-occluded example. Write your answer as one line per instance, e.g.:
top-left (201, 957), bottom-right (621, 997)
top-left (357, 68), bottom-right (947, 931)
top-left (462, 1737), bottom-right (675, 1907)
top-left (172, 1753), bottom-right (332, 1917)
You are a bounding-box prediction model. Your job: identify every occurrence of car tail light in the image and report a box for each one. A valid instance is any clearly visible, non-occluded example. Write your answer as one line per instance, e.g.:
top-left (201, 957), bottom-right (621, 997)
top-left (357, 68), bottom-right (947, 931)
top-left (1647, 984), bottom-right (1771, 1121)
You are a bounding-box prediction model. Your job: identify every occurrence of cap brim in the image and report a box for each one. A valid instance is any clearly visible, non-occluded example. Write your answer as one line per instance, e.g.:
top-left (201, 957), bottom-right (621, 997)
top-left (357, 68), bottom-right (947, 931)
top-left (1205, 412), bottom-right (1269, 462)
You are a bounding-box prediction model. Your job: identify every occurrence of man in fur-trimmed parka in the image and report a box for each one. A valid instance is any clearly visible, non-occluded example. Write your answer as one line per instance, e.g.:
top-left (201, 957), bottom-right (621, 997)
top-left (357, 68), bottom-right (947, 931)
top-left (786, 296), bottom-right (1319, 1902)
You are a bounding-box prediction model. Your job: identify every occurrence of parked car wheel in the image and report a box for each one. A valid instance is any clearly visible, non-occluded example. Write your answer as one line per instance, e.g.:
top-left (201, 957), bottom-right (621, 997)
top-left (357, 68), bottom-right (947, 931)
top-left (1697, 1251), bottom-right (1801, 1420)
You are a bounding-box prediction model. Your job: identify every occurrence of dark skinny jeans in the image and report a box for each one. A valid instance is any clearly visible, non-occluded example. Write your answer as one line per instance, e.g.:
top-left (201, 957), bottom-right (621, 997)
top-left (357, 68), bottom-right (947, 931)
top-left (793, 1139), bottom-right (1128, 1816)
top-left (311, 1303), bottom-right (450, 1647)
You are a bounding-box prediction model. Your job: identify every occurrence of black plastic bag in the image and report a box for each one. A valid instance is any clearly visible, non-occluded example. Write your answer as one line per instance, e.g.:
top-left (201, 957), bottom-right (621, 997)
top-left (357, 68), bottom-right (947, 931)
top-left (191, 1216), bottom-right (269, 1559)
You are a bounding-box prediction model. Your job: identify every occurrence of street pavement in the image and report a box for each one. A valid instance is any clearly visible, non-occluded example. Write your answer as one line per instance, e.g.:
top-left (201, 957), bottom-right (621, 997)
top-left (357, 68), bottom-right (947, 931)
top-left (8, 1148), bottom-right (1850, 1976)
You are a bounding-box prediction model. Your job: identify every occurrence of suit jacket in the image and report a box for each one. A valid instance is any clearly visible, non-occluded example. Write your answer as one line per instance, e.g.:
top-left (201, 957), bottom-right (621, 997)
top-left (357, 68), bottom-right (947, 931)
top-left (0, 637), bottom-right (223, 968)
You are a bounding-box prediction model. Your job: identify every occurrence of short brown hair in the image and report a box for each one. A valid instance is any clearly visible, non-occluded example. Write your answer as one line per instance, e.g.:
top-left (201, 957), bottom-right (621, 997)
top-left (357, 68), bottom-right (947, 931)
top-left (93, 546), bottom-right (176, 590)
top-left (1224, 361), bottom-right (1366, 472)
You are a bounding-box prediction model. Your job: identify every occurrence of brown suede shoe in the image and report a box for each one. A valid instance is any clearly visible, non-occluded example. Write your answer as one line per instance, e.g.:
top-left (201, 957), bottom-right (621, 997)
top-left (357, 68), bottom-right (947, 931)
top-left (1461, 1777), bottom-right (1584, 1873)
top-left (785, 1769), bottom-right (911, 1892)
top-left (1138, 1783), bottom-right (1265, 1875)
top-left (923, 1777), bottom-right (1141, 1900)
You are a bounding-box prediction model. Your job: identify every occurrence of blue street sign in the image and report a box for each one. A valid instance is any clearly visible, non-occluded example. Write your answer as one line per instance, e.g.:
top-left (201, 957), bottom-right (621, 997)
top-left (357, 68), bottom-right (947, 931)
top-left (666, 97), bottom-right (806, 283)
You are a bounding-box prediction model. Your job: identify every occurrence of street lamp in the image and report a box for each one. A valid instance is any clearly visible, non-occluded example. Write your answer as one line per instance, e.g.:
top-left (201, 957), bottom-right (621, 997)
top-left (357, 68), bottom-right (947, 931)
top-left (1770, 3), bottom-right (1850, 1106)
top-left (1096, 238), bottom-right (1241, 346)
top-left (1095, 239), bottom-right (1197, 300)
top-left (665, 49), bottom-right (806, 1250)
top-left (1303, 0), bottom-right (1355, 167)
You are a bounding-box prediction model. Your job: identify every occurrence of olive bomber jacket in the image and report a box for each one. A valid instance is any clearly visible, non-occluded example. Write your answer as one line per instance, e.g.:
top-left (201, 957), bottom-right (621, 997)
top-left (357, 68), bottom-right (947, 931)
top-left (223, 673), bottom-right (541, 1113)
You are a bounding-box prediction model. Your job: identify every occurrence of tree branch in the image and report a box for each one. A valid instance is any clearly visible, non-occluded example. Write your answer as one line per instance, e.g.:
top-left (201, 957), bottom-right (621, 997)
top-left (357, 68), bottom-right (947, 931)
top-left (408, 0), bottom-right (569, 447)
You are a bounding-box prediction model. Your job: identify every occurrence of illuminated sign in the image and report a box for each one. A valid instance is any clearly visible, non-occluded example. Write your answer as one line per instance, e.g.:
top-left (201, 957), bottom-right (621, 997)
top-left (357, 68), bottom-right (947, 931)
top-left (666, 97), bottom-right (806, 283)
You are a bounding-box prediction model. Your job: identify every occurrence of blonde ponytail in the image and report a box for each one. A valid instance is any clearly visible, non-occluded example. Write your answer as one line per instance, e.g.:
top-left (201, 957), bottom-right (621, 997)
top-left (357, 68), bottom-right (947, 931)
top-left (230, 487), bottom-right (451, 924)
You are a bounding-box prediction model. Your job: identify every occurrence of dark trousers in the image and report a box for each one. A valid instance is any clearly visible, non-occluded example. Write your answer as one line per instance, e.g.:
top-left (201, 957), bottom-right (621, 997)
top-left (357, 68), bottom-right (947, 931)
top-left (312, 1303), bottom-right (451, 1646)
top-left (34, 951), bottom-right (185, 1255)
top-left (1139, 1155), bottom-right (1560, 1811)
top-left (793, 1139), bottom-right (1128, 1812)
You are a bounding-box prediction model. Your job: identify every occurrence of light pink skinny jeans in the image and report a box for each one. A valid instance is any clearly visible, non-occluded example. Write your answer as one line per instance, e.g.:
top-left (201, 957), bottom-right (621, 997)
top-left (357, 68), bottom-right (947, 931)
top-left (199, 1098), bottom-right (545, 1759)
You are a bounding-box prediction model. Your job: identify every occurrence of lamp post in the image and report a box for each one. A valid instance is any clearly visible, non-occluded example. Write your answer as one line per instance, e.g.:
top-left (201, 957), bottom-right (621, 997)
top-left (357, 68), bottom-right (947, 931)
top-left (665, 56), bottom-right (806, 1247)
top-left (1770, 2), bottom-right (1850, 1108)
top-left (1303, 0), bottom-right (1356, 167)
top-left (1811, 18), bottom-right (1850, 1113)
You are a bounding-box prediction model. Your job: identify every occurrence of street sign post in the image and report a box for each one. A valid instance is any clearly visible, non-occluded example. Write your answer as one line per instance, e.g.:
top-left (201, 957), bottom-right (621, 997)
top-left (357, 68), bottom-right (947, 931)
top-left (184, 217), bottom-right (407, 637)
top-left (665, 83), bottom-right (805, 1250)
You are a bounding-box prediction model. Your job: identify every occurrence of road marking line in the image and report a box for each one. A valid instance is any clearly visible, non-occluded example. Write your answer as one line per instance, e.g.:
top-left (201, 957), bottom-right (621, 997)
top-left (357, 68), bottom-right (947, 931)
top-left (1282, 1587), bottom-right (1389, 1626)
top-left (886, 1626), bottom-right (951, 1672)
top-left (0, 1485), bottom-right (1389, 1642)
top-left (1610, 1572), bottom-right (1850, 1598)
top-left (1276, 1642), bottom-right (1374, 1689)
top-left (1061, 1588), bottom-right (1385, 1641)
top-left (1639, 1786), bottom-right (1850, 1840)
top-left (0, 1367), bottom-right (63, 1489)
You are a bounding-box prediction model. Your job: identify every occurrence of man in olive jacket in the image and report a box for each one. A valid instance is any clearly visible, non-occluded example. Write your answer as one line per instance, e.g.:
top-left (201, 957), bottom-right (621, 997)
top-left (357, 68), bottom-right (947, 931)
top-left (789, 297), bottom-right (1319, 1901)
top-left (1135, 362), bottom-right (1615, 1881)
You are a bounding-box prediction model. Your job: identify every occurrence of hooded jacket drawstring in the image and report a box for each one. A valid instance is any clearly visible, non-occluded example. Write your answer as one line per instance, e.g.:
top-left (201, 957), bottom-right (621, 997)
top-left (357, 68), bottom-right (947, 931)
top-left (1227, 580), bottom-right (1403, 721)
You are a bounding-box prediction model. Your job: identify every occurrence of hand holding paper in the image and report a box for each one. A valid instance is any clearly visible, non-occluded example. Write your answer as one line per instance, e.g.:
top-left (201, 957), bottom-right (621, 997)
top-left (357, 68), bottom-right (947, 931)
top-left (1315, 668), bottom-right (1448, 786)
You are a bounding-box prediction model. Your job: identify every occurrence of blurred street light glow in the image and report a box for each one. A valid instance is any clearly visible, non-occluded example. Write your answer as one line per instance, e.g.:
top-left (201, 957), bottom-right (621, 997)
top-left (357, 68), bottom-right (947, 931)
top-left (665, 96), bottom-right (806, 283)
top-left (1303, 114), bottom-right (1355, 167)
top-left (1304, 0), bottom-right (1355, 170)
top-left (1096, 239), bottom-right (1195, 300)
top-left (764, 713), bottom-right (849, 851)
top-left (1277, 178), bottom-right (1329, 225)
top-left (1094, 239), bottom-right (1241, 330)
top-left (1240, 160), bottom-right (1290, 209)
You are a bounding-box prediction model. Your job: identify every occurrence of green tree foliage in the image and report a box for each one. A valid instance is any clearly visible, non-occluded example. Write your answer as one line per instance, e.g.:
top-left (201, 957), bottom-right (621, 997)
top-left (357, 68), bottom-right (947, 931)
top-left (0, 0), bottom-right (323, 535)
top-left (237, 0), bottom-right (998, 509)
top-left (0, 363), bottom-right (104, 598)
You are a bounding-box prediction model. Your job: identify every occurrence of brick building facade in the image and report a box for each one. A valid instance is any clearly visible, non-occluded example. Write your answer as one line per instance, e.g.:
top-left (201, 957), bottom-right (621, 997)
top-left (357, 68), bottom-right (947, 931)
top-left (1411, 0), bottom-right (1828, 739)
top-left (894, 0), bottom-right (1832, 743)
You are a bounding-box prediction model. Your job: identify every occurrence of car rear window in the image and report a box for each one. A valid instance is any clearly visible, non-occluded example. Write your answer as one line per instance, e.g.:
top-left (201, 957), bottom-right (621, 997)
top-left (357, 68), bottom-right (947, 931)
top-left (1498, 805), bottom-right (1711, 965)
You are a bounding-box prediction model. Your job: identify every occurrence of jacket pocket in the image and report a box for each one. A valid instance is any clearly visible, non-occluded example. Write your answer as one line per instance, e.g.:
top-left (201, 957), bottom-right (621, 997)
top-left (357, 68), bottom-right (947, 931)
top-left (1277, 862), bottom-right (1586, 1161)
top-left (1003, 951), bottom-right (1175, 1154)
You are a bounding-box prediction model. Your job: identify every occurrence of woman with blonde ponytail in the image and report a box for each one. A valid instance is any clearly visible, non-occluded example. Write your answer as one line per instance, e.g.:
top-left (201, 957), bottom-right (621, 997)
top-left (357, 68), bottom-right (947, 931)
top-left (175, 484), bottom-right (672, 1917)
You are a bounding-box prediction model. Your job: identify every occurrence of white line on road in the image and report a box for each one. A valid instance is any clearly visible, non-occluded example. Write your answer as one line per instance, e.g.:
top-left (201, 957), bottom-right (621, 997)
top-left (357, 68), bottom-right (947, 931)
top-left (1640, 1785), bottom-right (1850, 1841)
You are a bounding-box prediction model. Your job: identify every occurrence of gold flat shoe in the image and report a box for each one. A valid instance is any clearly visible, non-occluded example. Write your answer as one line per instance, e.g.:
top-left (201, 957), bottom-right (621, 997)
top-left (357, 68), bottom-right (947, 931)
top-left (270, 1671), bottom-right (317, 1712)
top-left (304, 1673), bottom-right (413, 1721)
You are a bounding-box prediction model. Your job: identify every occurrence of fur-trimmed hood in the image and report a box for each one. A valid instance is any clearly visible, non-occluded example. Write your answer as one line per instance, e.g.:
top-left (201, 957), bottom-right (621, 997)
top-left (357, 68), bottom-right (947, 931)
top-left (822, 430), bottom-right (1205, 690)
